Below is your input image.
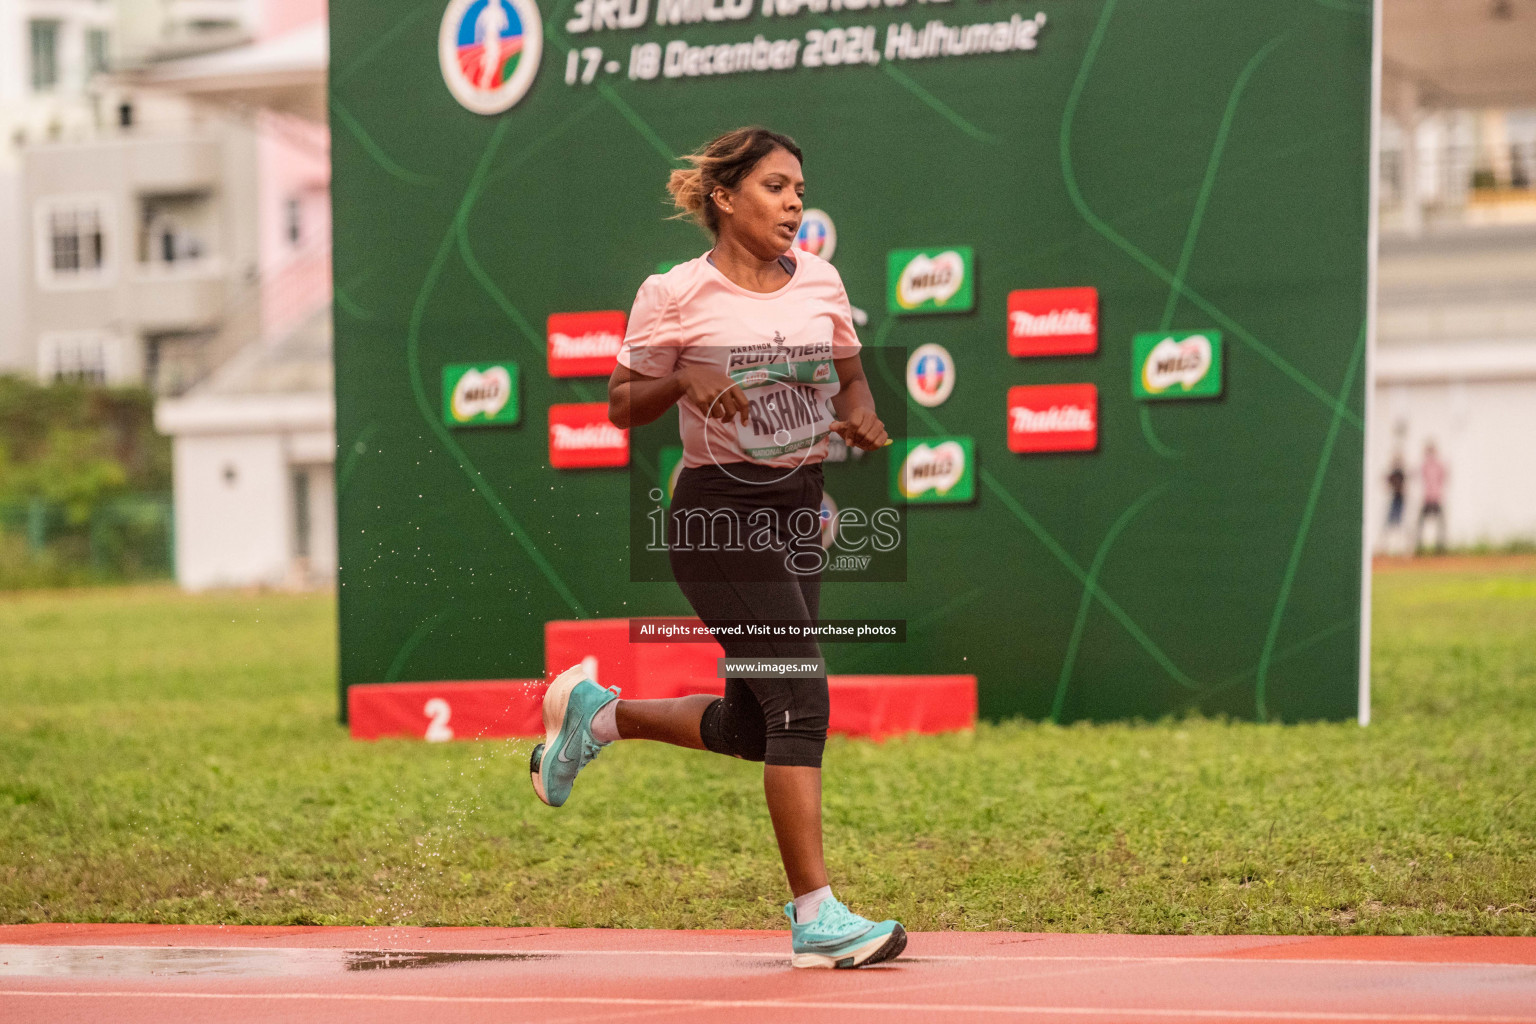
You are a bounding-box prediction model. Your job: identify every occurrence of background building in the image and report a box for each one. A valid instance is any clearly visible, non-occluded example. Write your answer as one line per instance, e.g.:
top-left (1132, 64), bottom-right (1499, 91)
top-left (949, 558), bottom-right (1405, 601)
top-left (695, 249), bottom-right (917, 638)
top-left (148, 0), bottom-right (333, 590)
top-left (19, 107), bottom-right (261, 390)
top-left (155, 307), bottom-right (333, 589)
top-left (0, 0), bottom-right (332, 590)
top-left (3, 0), bottom-right (327, 393)
top-left (0, 0), bottom-right (124, 378)
top-left (1371, 0), bottom-right (1536, 551)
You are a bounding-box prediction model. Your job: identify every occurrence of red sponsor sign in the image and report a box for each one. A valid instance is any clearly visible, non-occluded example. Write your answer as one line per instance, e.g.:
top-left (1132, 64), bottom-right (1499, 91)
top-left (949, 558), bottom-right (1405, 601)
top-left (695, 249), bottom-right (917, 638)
top-left (548, 402), bottom-right (628, 468)
top-left (348, 680), bottom-right (545, 741)
top-left (1007, 384), bottom-right (1098, 453)
top-left (1007, 287), bottom-right (1098, 357)
top-left (547, 311), bottom-right (626, 377)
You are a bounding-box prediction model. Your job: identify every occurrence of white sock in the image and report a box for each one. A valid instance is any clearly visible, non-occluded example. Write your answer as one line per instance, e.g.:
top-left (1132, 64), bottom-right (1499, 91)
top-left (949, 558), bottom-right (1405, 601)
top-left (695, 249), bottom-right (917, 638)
top-left (793, 885), bottom-right (833, 924)
top-left (590, 699), bottom-right (620, 745)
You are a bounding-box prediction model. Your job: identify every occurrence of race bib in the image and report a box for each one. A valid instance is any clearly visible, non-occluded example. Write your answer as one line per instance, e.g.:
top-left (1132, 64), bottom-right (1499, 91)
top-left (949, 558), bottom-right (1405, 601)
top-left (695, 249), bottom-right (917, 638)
top-left (728, 338), bottom-right (839, 461)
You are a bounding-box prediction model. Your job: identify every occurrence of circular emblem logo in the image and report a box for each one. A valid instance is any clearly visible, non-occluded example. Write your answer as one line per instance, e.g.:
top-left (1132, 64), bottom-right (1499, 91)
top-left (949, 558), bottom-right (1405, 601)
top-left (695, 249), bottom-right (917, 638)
top-left (819, 492), bottom-right (838, 549)
top-left (906, 343), bottom-right (955, 408)
top-left (439, 0), bottom-right (543, 115)
top-left (794, 209), bottom-right (837, 261)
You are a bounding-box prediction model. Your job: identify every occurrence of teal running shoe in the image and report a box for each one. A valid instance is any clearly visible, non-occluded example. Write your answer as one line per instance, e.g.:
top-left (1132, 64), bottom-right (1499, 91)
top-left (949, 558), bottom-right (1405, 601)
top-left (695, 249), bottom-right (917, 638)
top-left (529, 664), bottom-right (620, 808)
top-left (785, 897), bottom-right (907, 969)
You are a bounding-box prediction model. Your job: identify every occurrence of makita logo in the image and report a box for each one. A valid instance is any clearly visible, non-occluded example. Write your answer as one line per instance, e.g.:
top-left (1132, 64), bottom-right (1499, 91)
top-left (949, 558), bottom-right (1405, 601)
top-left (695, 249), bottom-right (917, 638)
top-left (1010, 309), bottom-right (1095, 337)
top-left (1008, 405), bottom-right (1094, 433)
top-left (548, 311), bottom-right (626, 378)
top-left (551, 331), bottom-right (622, 359)
top-left (1007, 287), bottom-right (1098, 357)
top-left (1007, 384), bottom-right (1098, 454)
top-left (552, 422), bottom-right (626, 449)
top-left (549, 402), bottom-right (629, 468)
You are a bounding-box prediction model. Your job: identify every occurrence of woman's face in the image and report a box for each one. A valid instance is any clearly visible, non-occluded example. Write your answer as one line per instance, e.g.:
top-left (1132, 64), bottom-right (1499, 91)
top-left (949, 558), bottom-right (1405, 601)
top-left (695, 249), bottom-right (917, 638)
top-left (715, 147), bottom-right (804, 258)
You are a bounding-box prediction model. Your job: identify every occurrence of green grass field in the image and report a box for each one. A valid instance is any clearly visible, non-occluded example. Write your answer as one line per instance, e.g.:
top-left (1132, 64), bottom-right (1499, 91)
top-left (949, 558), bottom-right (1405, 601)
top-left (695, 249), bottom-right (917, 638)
top-left (2, 563), bottom-right (1533, 934)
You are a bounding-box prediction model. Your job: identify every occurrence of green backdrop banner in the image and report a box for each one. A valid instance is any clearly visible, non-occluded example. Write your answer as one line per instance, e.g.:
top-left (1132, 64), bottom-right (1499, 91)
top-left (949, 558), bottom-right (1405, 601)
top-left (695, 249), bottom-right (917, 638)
top-left (330, 0), bottom-right (1373, 723)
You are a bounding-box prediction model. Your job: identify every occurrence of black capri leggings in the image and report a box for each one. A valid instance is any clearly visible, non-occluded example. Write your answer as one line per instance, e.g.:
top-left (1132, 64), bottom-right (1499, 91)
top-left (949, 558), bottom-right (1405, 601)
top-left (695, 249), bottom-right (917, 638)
top-left (668, 462), bottom-right (830, 768)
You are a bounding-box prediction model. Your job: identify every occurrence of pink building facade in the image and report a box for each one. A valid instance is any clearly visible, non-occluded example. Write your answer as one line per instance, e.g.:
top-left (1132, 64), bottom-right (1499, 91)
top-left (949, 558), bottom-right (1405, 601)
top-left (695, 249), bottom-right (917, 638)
top-left (256, 0), bottom-right (330, 340)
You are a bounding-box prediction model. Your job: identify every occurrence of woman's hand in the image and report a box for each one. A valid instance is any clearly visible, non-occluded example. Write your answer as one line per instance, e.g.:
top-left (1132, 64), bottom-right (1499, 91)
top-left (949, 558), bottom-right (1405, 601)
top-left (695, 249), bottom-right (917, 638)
top-left (677, 365), bottom-right (751, 425)
top-left (830, 407), bottom-right (888, 450)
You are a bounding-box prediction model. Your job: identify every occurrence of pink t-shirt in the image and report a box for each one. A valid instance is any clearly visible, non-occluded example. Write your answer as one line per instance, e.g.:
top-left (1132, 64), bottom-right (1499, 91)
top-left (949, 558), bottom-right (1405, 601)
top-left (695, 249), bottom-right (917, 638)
top-left (1422, 455), bottom-right (1446, 504)
top-left (617, 249), bottom-right (862, 469)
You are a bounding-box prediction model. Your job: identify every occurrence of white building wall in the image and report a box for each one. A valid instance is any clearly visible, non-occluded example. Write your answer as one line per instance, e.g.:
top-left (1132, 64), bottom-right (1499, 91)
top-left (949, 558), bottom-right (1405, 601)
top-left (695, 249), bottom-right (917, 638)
top-left (1367, 353), bottom-right (1536, 551)
top-left (172, 430), bottom-right (292, 589)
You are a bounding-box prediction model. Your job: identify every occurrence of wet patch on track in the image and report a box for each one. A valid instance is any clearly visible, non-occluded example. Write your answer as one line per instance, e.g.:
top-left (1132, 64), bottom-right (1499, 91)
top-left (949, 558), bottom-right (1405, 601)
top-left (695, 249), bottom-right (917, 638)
top-left (0, 946), bottom-right (548, 978)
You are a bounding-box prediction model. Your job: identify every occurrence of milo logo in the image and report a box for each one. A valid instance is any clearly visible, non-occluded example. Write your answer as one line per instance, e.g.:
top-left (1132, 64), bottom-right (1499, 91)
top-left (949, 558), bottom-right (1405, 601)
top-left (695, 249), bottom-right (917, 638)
top-left (1132, 331), bottom-right (1223, 400)
top-left (887, 247), bottom-right (975, 314)
top-left (890, 436), bottom-right (975, 504)
top-left (442, 362), bottom-right (520, 426)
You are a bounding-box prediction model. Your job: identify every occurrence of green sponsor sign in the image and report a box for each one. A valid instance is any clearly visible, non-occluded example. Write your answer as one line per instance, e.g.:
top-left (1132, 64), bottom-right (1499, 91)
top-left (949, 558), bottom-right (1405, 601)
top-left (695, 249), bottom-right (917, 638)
top-left (336, 0), bottom-right (1371, 726)
top-left (890, 436), bottom-right (975, 504)
top-left (441, 363), bottom-right (520, 426)
top-left (887, 247), bottom-right (975, 315)
top-left (1132, 331), bottom-right (1223, 400)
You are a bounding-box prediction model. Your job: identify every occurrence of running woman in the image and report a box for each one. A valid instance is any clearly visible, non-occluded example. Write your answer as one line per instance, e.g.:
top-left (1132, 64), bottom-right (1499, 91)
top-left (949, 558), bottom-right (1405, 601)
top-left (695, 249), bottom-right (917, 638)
top-left (529, 126), bottom-right (904, 969)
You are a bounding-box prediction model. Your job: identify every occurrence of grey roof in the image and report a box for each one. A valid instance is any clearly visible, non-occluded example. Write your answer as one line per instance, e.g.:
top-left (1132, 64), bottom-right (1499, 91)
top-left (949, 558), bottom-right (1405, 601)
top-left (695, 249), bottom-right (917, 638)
top-left (199, 306), bottom-right (333, 397)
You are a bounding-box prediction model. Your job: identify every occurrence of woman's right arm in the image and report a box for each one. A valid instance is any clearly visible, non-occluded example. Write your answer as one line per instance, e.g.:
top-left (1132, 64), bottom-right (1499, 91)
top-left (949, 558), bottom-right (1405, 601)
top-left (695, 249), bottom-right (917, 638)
top-left (608, 363), bottom-right (751, 429)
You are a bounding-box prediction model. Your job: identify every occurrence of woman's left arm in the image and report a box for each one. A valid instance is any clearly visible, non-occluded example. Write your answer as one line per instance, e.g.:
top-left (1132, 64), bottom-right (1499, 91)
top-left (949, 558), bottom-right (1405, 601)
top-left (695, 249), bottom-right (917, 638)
top-left (830, 354), bottom-right (888, 450)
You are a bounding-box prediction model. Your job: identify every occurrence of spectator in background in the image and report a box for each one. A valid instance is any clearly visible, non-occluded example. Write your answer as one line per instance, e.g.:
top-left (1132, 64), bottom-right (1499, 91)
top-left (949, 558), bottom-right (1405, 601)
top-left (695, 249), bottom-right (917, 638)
top-left (1384, 455), bottom-right (1408, 555)
top-left (1418, 441), bottom-right (1448, 554)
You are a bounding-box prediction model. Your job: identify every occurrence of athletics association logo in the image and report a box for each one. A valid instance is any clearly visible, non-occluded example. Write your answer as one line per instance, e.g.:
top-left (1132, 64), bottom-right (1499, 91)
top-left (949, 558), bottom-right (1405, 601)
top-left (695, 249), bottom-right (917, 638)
top-left (905, 343), bottom-right (955, 408)
top-left (794, 210), bottom-right (837, 261)
top-left (439, 0), bottom-right (544, 115)
top-left (547, 311), bottom-right (625, 378)
top-left (819, 492), bottom-right (838, 549)
top-left (1006, 384), bottom-right (1098, 454)
top-left (549, 402), bottom-right (628, 468)
top-left (1008, 287), bottom-right (1098, 357)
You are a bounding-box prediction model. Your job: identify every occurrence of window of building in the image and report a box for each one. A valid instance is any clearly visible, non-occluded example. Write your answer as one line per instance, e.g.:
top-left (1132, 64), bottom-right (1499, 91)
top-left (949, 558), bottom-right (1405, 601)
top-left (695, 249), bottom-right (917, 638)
top-left (145, 328), bottom-right (216, 395)
top-left (37, 332), bottom-right (124, 384)
top-left (87, 30), bottom-right (111, 77)
top-left (139, 193), bottom-right (211, 267)
top-left (36, 198), bottom-right (110, 284)
top-left (30, 21), bottom-right (60, 92)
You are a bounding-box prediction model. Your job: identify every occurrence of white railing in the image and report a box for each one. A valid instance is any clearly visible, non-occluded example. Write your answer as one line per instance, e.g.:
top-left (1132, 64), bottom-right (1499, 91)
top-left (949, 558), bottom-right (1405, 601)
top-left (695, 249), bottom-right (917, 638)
top-left (1380, 117), bottom-right (1536, 232)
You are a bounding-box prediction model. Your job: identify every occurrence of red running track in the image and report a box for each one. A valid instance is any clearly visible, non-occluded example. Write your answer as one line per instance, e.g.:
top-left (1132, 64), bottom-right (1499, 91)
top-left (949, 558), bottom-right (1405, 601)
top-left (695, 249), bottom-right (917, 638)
top-left (2, 924), bottom-right (1534, 1023)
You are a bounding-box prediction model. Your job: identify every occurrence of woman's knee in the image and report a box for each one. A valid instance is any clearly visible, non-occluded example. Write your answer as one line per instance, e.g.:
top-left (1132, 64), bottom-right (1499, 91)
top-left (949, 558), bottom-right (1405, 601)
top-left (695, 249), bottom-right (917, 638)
top-left (758, 681), bottom-right (830, 768)
top-left (699, 695), bottom-right (767, 762)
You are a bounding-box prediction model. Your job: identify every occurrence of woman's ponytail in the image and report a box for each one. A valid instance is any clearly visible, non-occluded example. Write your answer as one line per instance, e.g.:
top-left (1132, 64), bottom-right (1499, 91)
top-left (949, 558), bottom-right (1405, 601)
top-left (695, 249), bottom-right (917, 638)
top-left (665, 126), bottom-right (803, 235)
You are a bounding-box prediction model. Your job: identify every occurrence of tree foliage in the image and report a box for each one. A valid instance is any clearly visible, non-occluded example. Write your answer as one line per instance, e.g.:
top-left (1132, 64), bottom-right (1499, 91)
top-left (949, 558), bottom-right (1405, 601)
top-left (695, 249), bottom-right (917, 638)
top-left (0, 376), bottom-right (170, 521)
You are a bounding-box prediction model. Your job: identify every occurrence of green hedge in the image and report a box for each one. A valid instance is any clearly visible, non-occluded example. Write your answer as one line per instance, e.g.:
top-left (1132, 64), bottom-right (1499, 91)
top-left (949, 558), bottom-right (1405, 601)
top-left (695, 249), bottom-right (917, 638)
top-left (0, 495), bottom-right (174, 589)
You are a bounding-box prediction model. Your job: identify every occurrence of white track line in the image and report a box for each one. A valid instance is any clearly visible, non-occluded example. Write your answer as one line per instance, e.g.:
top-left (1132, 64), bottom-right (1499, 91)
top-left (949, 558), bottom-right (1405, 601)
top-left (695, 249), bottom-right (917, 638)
top-left (3, 944), bottom-right (1532, 971)
top-left (1, 989), bottom-right (1533, 1022)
